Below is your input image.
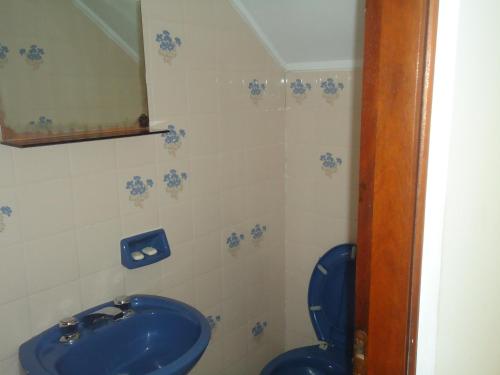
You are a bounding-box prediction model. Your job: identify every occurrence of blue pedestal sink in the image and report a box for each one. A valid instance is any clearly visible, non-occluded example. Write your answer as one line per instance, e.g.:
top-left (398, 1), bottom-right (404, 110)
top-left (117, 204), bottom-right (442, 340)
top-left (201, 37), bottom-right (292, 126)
top-left (19, 295), bottom-right (211, 375)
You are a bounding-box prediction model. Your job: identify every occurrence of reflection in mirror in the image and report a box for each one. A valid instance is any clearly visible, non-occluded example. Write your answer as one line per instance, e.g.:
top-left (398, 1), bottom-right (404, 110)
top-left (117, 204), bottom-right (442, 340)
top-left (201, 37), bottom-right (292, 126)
top-left (0, 0), bottom-right (149, 146)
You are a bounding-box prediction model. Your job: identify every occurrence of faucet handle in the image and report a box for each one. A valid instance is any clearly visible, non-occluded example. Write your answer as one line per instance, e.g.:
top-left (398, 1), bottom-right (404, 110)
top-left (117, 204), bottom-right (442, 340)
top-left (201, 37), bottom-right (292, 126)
top-left (59, 316), bottom-right (78, 330)
top-left (113, 295), bottom-right (131, 310)
top-left (58, 316), bottom-right (79, 343)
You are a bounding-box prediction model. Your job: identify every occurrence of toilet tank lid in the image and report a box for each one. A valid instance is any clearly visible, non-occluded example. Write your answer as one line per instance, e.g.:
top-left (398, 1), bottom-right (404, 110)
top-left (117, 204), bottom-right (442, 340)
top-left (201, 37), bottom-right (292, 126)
top-left (307, 243), bottom-right (356, 348)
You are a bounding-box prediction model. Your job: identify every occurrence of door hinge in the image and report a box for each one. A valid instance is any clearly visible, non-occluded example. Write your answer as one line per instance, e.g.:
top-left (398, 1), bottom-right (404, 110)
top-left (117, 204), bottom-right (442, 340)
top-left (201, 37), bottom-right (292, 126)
top-left (353, 330), bottom-right (367, 375)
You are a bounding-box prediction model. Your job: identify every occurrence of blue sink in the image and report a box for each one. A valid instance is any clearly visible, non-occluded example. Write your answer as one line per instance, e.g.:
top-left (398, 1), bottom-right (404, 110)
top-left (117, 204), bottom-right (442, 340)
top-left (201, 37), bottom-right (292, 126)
top-left (19, 295), bottom-right (211, 375)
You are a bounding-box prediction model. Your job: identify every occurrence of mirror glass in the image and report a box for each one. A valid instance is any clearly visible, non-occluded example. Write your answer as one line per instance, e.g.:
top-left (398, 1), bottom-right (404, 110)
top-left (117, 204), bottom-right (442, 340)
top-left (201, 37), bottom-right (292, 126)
top-left (0, 0), bottom-right (149, 146)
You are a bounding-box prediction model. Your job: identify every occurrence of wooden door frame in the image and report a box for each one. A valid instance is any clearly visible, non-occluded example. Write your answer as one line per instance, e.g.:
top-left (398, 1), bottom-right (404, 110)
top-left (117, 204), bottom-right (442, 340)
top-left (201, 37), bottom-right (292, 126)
top-left (356, 0), bottom-right (439, 374)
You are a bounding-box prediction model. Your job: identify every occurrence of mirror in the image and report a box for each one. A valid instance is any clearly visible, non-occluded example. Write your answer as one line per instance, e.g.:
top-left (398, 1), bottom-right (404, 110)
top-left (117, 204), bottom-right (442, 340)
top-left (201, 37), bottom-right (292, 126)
top-left (0, 0), bottom-right (153, 147)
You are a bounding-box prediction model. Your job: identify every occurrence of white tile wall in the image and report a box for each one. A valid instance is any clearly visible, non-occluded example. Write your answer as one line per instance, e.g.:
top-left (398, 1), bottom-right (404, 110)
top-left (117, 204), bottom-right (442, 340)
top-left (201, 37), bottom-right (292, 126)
top-left (72, 172), bottom-right (120, 227)
top-left (17, 179), bottom-right (74, 240)
top-left (0, 1), bottom-right (286, 374)
top-left (24, 231), bottom-right (79, 294)
top-left (0, 147), bottom-right (15, 188)
top-left (28, 281), bottom-right (82, 335)
top-left (68, 139), bottom-right (117, 176)
top-left (12, 146), bottom-right (70, 185)
top-left (0, 244), bottom-right (27, 305)
top-left (76, 219), bottom-right (122, 276)
top-left (284, 70), bottom-right (362, 350)
top-left (0, 299), bottom-right (31, 361)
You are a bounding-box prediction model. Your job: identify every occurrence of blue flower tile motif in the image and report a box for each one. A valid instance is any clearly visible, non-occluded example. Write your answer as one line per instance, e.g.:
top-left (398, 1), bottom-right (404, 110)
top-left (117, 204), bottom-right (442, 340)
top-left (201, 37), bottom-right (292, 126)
top-left (248, 79), bottom-right (266, 102)
top-left (251, 321), bottom-right (268, 337)
top-left (0, 206), bottom-right (13, 233)
top-left (227, 232), bottom-right (245, 249)
top-left (0, 43), bottom-right (9, 67)
top-left (206, 315), bottom-right (221, 330)
top-left (19, 45), bottom-right (45, 68)
top-left (250, 224), bottom-right (267, 244)
top-left (126, 176), bottom-right (154, 207)
top-left (290, 79), bottom-right (312, 101)
top-left (163, 169), bottom-right (188, 198)
top-left (161, 124), bottom-right (186, 155)
top-left (156, 30), bottom-right (182, 63)
top-left (320, 78), bottom-right (344, 103)
top-left (29, 116), bottom-right (53, 130)
top-left (320, 152), bottom-right (342, 176)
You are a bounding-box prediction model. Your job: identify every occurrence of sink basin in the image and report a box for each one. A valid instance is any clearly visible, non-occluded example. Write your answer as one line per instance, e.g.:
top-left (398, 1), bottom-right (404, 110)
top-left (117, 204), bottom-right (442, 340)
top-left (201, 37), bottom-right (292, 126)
top-left (19, 295), bottom-right (211, 375)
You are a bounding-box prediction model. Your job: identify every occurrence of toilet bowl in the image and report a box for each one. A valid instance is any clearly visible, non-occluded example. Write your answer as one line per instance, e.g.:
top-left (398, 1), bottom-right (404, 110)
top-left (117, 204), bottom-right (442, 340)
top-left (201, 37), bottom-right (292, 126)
top-left (261, 243), bottom-right (356, 375)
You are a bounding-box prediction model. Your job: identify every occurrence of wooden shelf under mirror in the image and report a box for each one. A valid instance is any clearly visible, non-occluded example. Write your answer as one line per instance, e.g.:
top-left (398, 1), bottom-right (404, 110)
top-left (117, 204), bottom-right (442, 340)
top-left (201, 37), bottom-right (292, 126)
top-left (1, 126), bottom-right (168, 148)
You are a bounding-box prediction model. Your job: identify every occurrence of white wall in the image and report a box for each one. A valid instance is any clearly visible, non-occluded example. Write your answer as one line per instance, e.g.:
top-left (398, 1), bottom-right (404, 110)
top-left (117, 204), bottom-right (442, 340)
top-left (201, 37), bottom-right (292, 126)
top-left (416, 0), bottom-right (459, 373)
top-left (418, 0), bottom-right (500, 374)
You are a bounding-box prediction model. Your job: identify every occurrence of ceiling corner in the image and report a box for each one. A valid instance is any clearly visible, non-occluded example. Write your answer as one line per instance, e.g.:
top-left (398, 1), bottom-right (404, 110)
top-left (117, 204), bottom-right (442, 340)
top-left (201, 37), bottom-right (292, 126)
top-left (230, 0), bottom-right (287, 68)
top-left (229, 0), bottom-right (364, 72)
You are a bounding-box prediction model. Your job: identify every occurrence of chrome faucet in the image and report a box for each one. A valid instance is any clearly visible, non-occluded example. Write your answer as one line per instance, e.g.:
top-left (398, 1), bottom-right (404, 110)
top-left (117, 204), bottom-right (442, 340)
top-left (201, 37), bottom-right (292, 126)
top-left (58, 296), bottom-right (133, 343)
top-left (85, 306), bottom-right (127, 323)
top-left (85, 296), bottom-right (133, 325)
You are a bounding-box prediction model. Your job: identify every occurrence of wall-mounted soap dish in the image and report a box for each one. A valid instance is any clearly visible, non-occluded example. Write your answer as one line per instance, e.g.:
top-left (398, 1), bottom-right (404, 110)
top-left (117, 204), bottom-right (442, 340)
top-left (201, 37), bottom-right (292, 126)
top-left (120, 229), bottom-right (170, 269)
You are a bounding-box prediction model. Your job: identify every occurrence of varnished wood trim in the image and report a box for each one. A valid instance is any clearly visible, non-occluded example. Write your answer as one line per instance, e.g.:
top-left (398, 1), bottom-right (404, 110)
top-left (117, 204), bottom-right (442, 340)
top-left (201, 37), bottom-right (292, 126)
top-left (356, 0), bottom-right (438, 374)
top-left (354, 0), bottom-right (380, 331)
top-left (1, 127), bottom-right (167, 148)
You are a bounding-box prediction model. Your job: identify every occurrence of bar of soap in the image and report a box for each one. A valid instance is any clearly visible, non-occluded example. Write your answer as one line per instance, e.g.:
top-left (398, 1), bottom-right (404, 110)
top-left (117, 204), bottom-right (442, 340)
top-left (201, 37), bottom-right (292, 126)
top-left (131, 251), bottom-right (145, 261)
top-left (142, 247), bottom-right (158, 256)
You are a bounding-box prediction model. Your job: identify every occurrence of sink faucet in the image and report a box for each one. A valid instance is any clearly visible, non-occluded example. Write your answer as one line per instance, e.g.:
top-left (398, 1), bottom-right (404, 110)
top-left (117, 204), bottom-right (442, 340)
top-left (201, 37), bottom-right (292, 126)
top-left (58, 296), bottom-right (133, 343)
top-left (85, 296), bottom-right (133, 325)
top-left (85, 306), bottom-right (127, 324)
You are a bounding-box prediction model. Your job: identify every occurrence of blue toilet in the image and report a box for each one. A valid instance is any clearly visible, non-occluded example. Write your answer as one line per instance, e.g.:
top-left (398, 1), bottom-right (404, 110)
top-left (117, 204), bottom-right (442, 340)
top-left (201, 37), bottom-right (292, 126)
top-left (261, 243), bottom-right (356, 375)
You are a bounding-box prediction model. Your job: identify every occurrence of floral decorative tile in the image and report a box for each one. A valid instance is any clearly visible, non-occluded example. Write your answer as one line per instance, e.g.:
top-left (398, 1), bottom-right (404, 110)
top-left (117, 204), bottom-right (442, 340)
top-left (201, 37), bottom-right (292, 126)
top-left (250, 224), bottom-right (267, 244)
top-left (226, 232), bottom-right (245, 249)
top-left (206, 315), bottom-right (221, 330)
top-left (19, 45), bottom-right (45, 69)
top-left (29, 116), bottom-right (53, 131)
top-left (0, 43), bottom-right (9, 67)
top-left (251, 321), bottom-right (267, 337)
top-left (156, 30), bottom-right (182, 64)
top-left (320, 152), bottom-right (342, 176)
top-left (163, 169), bottom-right (188, 198)
top-left (290, 79), bottom-right (311, 101)
top-left (0, 206), bottom-right (13, 233)
top-left (125, 176), bottom-right (154, 207)
top-left (161, 124), bottom-right (186, 155)
top-left (248, 79), bottom-right (266, 102)
top-left (320, 78), bottom-right (344, 103)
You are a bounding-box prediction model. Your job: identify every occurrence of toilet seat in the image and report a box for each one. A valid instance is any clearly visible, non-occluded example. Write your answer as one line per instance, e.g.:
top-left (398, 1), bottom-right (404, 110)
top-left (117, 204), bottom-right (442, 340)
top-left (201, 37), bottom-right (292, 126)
top-left (308, 243), bottom-right (356, 352)
top-left (261, 243), bottom-right (356, 375)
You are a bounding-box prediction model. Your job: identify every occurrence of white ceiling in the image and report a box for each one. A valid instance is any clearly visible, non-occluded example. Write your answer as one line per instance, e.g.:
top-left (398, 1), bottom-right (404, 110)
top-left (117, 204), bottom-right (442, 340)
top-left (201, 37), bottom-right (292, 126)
top-left (232, 0), bottom-right (365, 70)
